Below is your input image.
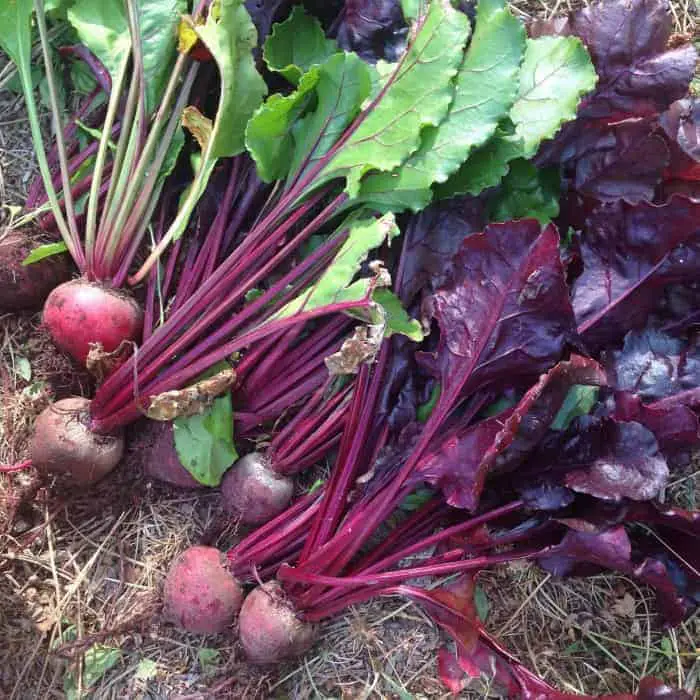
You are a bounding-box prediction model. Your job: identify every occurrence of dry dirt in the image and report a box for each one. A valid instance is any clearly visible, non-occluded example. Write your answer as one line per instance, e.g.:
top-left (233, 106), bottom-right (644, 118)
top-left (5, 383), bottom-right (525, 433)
top-left (1, 1), bottom-right (699, 698)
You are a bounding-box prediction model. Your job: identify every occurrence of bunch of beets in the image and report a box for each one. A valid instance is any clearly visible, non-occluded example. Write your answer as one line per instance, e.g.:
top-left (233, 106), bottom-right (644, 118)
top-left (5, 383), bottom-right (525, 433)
top-left (0, 0), bottom-right (698, 696)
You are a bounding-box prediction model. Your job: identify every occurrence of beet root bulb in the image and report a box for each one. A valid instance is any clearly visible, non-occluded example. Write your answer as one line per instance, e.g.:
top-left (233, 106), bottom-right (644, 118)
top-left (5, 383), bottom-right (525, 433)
top-left (239, 581), bottom-right (316, 664)
top-left (141, 421), bottom-right (202, 489)
top-left (221, 453), bottom-right (294, 525)
top-left (164, 546), bottom-right (243, 634)
top-left (0, 227), bottom-right (70, 311)
top-left (31, 397), bottom-right (124, 485)
top-left (43, 280), bottom-right (143, 365)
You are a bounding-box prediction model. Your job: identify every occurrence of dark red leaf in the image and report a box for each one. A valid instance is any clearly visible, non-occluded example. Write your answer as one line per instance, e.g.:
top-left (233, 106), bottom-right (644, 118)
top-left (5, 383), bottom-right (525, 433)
top-left (562, 419), bottom-right (668, 502)
top-left (538, 526), bottom-right (695, 626)
top-left (398, 197), bottom-right (485, 306)
top-left (412, 413), bottom-right (507, 511)
top-left (660, 98), bottom-right (700, 182)
top-left (613, 391), bottom-right (700, 451)
top-left (572, 197), bottom-right (700, 349)
top-left (564, 119), bottom-right (670, 204)
top-left (604, 327), bottom-right (700, 401)
top-left (421, 220), bottom-right (577, 402)
top-left (564, 0), bottom-right (697, 119)
top-left (336, 0), bottom-right (408, 63)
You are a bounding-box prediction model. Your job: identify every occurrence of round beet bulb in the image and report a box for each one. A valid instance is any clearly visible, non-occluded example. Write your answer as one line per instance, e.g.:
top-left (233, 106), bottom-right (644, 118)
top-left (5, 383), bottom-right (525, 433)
top-left (142, 421), bottom-right (202, 489)
top-left (0, 228), bottom-right (70, 311)
top-left (43, 280), bottom-right (143, 365)
top-left (221, 452), bottom-right (294, 525)
top-left (31, 397), bottom-right (124, 485)
top-left (164, 545), bottom-right (243, 635)
top-left (239, 581), bottom-right (316, 664)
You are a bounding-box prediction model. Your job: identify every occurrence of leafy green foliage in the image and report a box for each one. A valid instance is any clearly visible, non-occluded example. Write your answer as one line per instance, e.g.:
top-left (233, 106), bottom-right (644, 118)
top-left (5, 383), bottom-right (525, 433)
top-left (417, 383), bottom-right (441, 423)
top-left (551, 385), bottom-right (600, 431)
top-left (169, 0), bottom-right (267, 243)
top-left (173, 393), bottom-right (238, 486)
top-left (263, 5), bottom-right (337, 84)
top-left (373, 289), bottom-right (424, 341)
top-left (511, 36), bottom-right (597, 158)
top-left (358, 0), bottom-right (525, 212)
top-left (63, 645), bottom-right (121, 700)
top-left (275, 213), bottom-right (399, 318)
top-left (317, 0), bottom-right (470, 196)
top-left (245, 68), bottom-right (322, 183)
top-left (488, 159), bottom-right (560, 224)
top-left (22, 241), bottom-right (69, 265)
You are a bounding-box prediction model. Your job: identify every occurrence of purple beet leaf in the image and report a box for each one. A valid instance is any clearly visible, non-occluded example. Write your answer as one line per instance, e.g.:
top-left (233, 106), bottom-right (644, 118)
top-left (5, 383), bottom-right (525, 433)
top-left (572, 196), bottom-right (700, 349)
top-left (604, 327), bottom-right (700, 401)
top-left (420, 220), bottom-right (577, 405)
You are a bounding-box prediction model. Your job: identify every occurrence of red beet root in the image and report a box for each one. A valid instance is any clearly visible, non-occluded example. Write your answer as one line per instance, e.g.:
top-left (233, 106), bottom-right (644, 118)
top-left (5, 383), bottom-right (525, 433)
top-left (239, 581), bottom-right (316, 664)
top-left (164, 545), bottom-right (243, 634)
top-left (0, 228), bottom-right (70, 311)
top-left (221, 453), bottom-right (294, 525)
top-left (43, 280), bottom-right (143, 365)
top-left (31, 397), bottom-right (124, 485)
top-left (141, 421), bottom-right (202, 489)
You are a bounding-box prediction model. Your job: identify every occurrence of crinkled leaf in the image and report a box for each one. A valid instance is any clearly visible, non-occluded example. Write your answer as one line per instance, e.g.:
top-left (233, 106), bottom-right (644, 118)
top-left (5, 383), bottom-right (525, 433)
top-left (337, 0), bottom-right (408, 63)
top-left (358, 0), bottom-right (525, 212)
top-left (542, 118), bottom-right (670, 204)
top-left (605, 327), bottom-right (700, 401)
top-left (660, 98), bottom-right (700, 182)
top-left (436, 121), bottom-right (524, 199)
top-left (565, 0), bottom-right (697, 119)
top-left (420, 220), bottom-right (577, 402)
top-left (572, 196), bottom-right (700, 349)
top-left (488, 159), bottom-right (560, 224)
top-left (263, 6), bottom-right (337, 84)
top-left (317, 0), bottom-right (470, 197)
top-left (511, 35), bottom-right (596, 159)
top-left (275, 213), bottom-right (399, 319)
top-left (173, 393), bottom-right (238, 486)
top-left (22, 241), bottom-right (69, 265)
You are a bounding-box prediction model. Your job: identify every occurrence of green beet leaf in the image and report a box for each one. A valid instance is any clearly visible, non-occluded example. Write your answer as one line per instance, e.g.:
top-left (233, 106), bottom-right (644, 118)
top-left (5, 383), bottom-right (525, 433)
top-left (275, 213), bottom-right (399, 319)
top-left (173, 392), bottom-right (238, 487)
top-left (286, 52), bottom-right (372, 186)
top-left (551, 385), bottom-right (600, 431)
top-left (246, 68), bottom-right (321, 183)
top-left (488, 159), bottom-right (560, 224)
top-left (315, 0), bottom-right (469, 197)
top-left (358, 0), bottom-right (525, 212)
top-left (438, 34), bottom-right (595, 199)
top-left (67, 0), bottom-right (185, 112)
top-left (373, 288), bottom-right (424, 341)
top-left (511, 35), bottom-right (597, 158)
top-left (22, 241), bottom-right (69, 266)
top-left (167, 0), bottom-right (267, 242)
top-left (263, 5), bottom-right (337, 85)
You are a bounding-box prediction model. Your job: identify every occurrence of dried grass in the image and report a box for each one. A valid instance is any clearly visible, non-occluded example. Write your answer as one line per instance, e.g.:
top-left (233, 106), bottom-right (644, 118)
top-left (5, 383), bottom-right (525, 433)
top-left (1, 2), bottom-right (699, 698)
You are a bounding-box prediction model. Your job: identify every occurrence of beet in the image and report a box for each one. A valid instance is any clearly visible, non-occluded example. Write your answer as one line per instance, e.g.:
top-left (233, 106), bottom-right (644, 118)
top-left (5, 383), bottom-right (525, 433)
top-left (0, 227), bottom-right (71, 311)
top-left (239, 581), bottom-right (316, 664)
top-left (31, 397), bottom-right (124, 485)
top-left (43, 280), bottom-right (143, 365)
top-left (141, 421), bottom-right (202, 489)
top-left (220, 452), bottom-right (294, 525)
top-left (164, 545), bottom-right (243, 634)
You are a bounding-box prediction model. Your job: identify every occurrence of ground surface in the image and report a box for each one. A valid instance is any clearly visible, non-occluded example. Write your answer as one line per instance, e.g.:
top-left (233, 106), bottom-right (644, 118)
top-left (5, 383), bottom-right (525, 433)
top-left (1, 2), bottom-right (699, 698)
